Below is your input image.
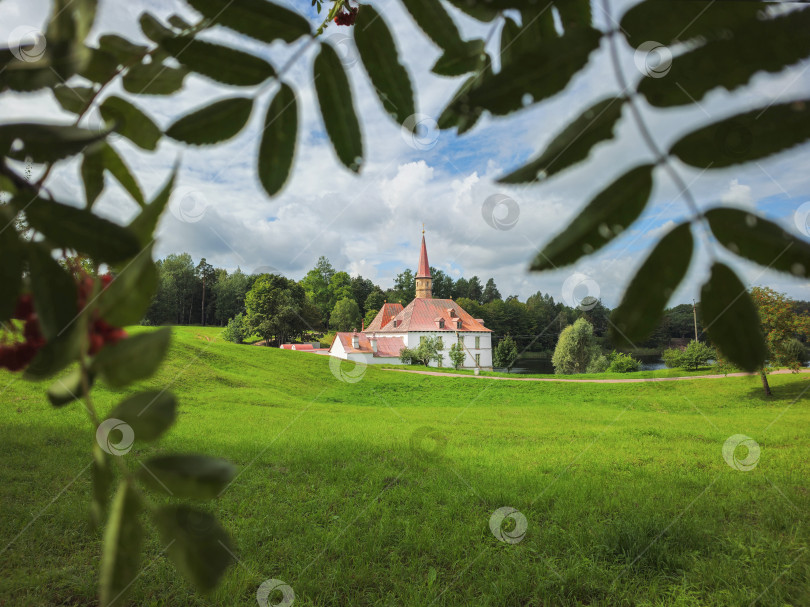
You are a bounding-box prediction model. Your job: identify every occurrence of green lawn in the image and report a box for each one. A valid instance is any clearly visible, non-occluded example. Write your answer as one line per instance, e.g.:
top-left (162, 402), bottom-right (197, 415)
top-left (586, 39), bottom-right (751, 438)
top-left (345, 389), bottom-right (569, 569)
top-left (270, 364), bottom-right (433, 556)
top-left (1, 326), bottom-right (808, 606)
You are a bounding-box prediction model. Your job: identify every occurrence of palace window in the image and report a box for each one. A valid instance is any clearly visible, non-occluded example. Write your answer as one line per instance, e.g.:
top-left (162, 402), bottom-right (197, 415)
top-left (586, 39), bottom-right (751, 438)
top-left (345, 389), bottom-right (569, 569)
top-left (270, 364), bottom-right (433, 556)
top-left (475, 354), bottom-right (481, 366)
top-left (475, 336), bottom-right (480, 349)
top-left (437, 337), bottom-right (444, 350)
top-left (457, 335), bottom-right (464, 347)
top-left (420, 336), bottom-right (425, 345)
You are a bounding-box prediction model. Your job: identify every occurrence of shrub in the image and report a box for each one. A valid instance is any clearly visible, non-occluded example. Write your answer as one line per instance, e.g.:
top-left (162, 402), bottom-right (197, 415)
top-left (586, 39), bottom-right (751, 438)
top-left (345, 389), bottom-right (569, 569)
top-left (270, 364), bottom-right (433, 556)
top-left (681, 340), bottom-right (715, 371)
top-left (607, 351), bottom-right (641, 373)
top-left (780, 338), bottom-right (808, 368)
top-left (662, 348), bottom-right (683, 369)
top-left (449, 343), bottom-right (466, 369)
top-left (400, 337), bottom-right (442, 366)
top-left (320, 331), bottom-right (337, 348)
top-left (587, 354), bottom-right (610, 373)
top-left (552, 318), bottom-right (597, 374)
top-left (223, 313), bottom-right (247, 344)
top-left (493, 335), bottom-right (518, 371)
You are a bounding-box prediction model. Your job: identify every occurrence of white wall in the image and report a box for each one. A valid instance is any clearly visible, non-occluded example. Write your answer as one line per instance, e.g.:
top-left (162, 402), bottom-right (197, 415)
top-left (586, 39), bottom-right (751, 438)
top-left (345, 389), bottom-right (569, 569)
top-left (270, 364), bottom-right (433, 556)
top-left (408, 331), bottom-right (493, 369)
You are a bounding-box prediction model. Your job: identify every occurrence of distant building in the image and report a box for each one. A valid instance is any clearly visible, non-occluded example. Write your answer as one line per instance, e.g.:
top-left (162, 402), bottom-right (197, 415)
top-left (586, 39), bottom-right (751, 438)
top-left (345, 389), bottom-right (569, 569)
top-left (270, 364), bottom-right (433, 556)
top-left (329, 232), bottom-right (493, 369)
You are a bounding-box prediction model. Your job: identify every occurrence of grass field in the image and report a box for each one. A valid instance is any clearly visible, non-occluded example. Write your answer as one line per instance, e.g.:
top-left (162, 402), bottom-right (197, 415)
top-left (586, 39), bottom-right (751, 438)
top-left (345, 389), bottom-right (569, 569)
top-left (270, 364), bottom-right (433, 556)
top-left (1, 326), bottom-right (809, 606)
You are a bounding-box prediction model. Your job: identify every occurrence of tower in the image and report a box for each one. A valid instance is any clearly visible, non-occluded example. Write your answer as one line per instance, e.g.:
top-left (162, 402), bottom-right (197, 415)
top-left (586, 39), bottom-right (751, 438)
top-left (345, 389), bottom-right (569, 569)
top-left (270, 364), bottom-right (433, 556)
top-left (415, 229), bottom-right (432, 299)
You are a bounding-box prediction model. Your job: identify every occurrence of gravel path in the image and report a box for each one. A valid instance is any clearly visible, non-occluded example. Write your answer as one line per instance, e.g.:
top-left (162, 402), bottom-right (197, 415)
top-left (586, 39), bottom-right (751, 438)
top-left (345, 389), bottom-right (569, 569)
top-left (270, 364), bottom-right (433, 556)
top-left (381, 368), bottom-right (810, 384)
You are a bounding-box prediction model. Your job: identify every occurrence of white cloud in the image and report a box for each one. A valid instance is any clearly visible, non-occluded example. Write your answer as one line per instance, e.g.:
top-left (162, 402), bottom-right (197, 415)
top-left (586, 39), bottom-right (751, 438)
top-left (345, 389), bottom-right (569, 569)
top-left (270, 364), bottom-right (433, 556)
top-left (721, 179), bottom-right (754, 209)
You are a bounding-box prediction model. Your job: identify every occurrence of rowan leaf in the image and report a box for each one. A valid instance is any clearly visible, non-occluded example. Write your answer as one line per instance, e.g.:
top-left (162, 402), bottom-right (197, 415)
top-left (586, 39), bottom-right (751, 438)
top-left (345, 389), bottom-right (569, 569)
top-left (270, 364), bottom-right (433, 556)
top-left (700, 263), bottom-right (767, 372)
top-left (98, 482), bottom-right (142, 607)
top-left (258, 83), bottom-right (297, 197)
top-left (185, 0), bottom-right (311, 43)
top-left (314, 43), bottom-right (363, 172)
top-left (162, 36), bottom-right (275, 86)
top-left (122, 61), bottom-right (189, 95)
top-left (354, 5), bottom-right (416, 126)
top-left (0, 123), bottom-right (107, 163)
top-left (166, 97), bottom-right (253, 146)
top-left (670, 99), bottom-right (810, 168)
top-left (499, 96), bottom-right (625, 183)
top-left (531, 164), bottom-right (655, 271)
top-left (99, 95), bottom-right (161, 151)
top-left (26, 244), bottom-right (78, 340)
top-left (611, 223), bottom-right (694, 344)
top-left (106, 390), bottom-right (177, 441)
top-left (705, 208), bottom-right (810, 279)
top-left (138, 455), bottom-right (236, 499)
top-left (93, 328), bottom-right (172, 388)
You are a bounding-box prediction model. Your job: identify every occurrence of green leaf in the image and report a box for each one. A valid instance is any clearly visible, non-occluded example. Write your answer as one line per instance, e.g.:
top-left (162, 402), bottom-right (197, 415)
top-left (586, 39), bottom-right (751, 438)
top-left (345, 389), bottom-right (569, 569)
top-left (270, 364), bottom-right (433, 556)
top-left (98, 34), bottom-right (148, 65)
top-left (168, 15), bottom-right (193, 31)
top-left (47, 367), bottom-right (94, 407)
top-left (122, 61), bottom-right (189, 96)
top-left (354, 6), bottom-right (416, 126)
top-left (705, 208), bottom-right (810, 279)
top-left (258, 84), bottom-right (297, 197)
top-left (97, 246), bottom-right (159, 327)
top-left (442, 27), bottom-right (601, 120)
top-left (106, 390), bottom-right (177, 441)
top-left (24, 324), bottom-right (83, 380)
top-left (26, 244), bottom-right (78, 340)
top-left (93, 327), bottom-right (172, 388)
top-left (101, 144), bottom-right (145, 206)
top-left (53, 84), bottom-right (94, 114)
top-left (161, 36), bottom-right (275, 87)
top-left (610, 223), bottom-right (694, 345)
top-left (444, 0), bottom-right (499, 22)
top-left (556, 0), bottom-right (592, 30)
top-left (129, 167), bottom-right (177, 245)
top-left (0, 212), bottom-right (24, 320)
top-left (638, 9), bottom-right (810, 108)
top-left (19, 195), bottom-right (141, 263)
top-left (0, 123), bottom-right (107, 163)
top-left (314, 43), bottom-right (363, 172)
top-left (620, 0), bottom-right (764, 47)
top-left (670, 99), bottom-right (810, 169)
top-left (432, 39), bottom-right (485, 77)
top-left (91, 443), bottom-right (114, 528)
top-left (166, 97), bottom-right (253, 146)
top-left (153, 505), bottom-right (235, 592)
top-left (81, 147), bottom-right (105, 207)
top-left (437, 65), bottom-right (492, 135)
top-left (700, 263), bottom-right (767, 372)
top-left (138, 455), bottom-right (236, 499)
top-left (99, 95), bottom-right (161, 151)
top-left (185, 0), bottom-right (311, 43)
top-left (499, 96), bottom-right (625, 183)
top-left (99, 482), bottom-right (142, 607)
top-left (530, 164), bottom-right (655, 271)
top-left (139, 12), bottom-right (174, 43)
top-left (400, 0), bottom-right (468, 54)
top-left (79, 47), bottom-right (120, 83)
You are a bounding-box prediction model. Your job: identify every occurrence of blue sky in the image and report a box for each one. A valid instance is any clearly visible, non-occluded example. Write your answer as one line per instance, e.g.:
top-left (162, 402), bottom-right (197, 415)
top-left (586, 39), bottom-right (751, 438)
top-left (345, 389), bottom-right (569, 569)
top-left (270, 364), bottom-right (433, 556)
top-left (1, 0), bottom-right (809, 308)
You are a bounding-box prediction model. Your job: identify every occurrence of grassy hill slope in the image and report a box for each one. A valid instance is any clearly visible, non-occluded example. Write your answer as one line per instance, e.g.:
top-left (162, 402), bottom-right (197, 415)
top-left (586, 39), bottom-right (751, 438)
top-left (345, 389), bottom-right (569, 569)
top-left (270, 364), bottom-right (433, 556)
top-left (1, 326), bottom-right (808, 606)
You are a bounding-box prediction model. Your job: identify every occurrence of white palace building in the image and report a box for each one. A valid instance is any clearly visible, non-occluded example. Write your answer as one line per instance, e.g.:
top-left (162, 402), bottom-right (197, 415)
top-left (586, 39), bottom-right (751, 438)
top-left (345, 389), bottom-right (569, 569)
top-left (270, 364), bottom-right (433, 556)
top-left (329, 233), bottom-right (493, 369)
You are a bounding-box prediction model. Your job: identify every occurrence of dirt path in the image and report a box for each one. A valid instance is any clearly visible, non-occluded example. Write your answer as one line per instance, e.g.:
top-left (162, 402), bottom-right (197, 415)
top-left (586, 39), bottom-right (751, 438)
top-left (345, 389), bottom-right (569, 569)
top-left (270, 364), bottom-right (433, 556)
top-left (381, 368), bottom-right (810, 384)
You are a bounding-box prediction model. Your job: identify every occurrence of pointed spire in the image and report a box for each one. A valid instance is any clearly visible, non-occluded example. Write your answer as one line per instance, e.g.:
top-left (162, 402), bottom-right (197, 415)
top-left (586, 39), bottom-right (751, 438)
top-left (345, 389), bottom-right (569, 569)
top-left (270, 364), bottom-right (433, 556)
top-left (416, 232), bottom-right (430, 278)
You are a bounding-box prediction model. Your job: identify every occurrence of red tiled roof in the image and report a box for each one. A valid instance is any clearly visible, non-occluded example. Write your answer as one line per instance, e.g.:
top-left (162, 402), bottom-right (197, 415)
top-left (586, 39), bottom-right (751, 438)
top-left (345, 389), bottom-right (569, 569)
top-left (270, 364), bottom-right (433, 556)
top-left (364, 302), bottom-right (404, 332)
top-left (374, 298), bottom-right (491, 333)
top-left (331, 332), bottom-right (405, 357)
top-left (416, 234), bottom-right (430, 278)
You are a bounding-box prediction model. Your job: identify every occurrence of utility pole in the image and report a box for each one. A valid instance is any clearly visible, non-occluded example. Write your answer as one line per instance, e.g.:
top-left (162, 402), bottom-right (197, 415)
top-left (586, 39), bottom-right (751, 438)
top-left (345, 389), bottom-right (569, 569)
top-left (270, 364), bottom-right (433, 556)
top-left (692, 299), bottom-right (699, 342)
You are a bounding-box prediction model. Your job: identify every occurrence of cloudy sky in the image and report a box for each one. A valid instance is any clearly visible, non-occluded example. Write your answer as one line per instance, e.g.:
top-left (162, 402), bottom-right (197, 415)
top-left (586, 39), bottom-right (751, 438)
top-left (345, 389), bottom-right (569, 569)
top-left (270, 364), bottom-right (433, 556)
top-left (2, 0), bottom-right (809, 307)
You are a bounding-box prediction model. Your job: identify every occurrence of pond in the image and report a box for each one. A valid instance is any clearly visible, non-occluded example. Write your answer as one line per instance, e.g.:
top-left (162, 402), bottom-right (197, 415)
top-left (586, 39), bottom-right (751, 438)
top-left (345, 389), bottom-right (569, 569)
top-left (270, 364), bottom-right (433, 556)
top-left (495, 353), bottom-right (667, 374)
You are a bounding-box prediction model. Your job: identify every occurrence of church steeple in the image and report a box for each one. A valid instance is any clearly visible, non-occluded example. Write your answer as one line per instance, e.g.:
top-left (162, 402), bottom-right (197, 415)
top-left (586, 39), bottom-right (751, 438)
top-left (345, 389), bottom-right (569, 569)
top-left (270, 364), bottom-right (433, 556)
top-left (415, 229), bottom-right (432, 299)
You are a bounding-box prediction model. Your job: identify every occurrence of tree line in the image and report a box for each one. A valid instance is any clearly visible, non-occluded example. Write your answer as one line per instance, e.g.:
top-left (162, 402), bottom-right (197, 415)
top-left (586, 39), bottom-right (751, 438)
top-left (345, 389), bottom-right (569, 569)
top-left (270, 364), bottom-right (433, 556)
top-left (141, 253), bottom-right (810, 355)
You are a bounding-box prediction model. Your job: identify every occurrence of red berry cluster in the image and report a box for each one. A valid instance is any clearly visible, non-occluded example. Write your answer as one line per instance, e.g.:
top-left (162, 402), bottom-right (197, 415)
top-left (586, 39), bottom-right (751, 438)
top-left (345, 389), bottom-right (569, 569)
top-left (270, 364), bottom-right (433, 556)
top-left (334, 4), bottom-right (358, 25)
top-left (0, 295), bottom-right (45, 371)
top-left (77, 273), bottom-right (127, 355)
top-left (0, 273), bottom-right (127, 372)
